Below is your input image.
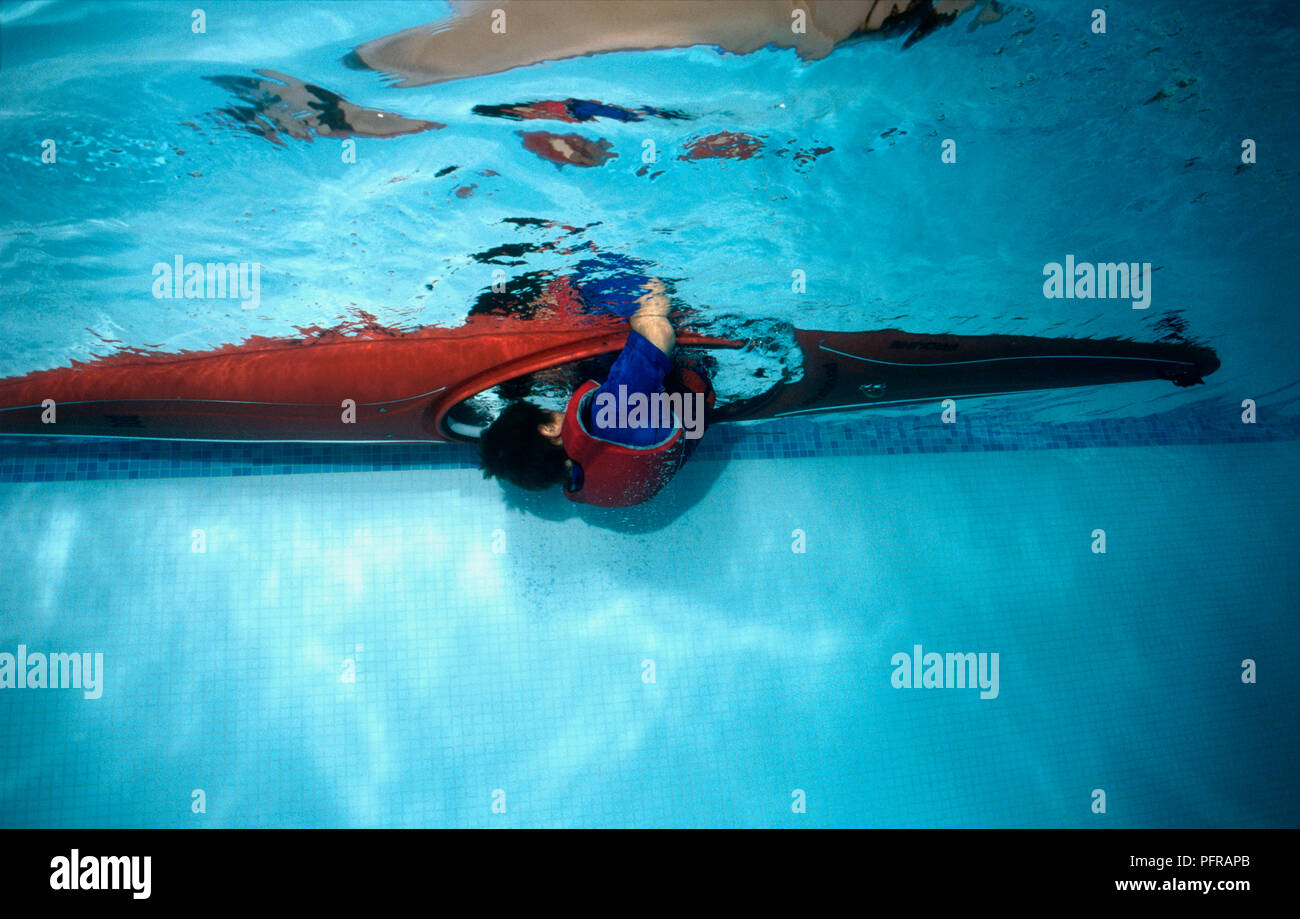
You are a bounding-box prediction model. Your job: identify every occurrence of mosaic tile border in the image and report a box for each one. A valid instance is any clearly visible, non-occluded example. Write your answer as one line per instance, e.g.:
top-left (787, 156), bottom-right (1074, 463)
top-left (0, 403), bottom-right (1293, 483)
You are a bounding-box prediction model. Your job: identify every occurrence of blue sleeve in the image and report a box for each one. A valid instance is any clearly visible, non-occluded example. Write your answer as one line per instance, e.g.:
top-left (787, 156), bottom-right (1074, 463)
top-left (589, 330), bottom-right (676, 447)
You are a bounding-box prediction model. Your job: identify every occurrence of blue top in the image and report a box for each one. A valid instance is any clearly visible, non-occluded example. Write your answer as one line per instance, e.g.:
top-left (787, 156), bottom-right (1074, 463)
top-left (565, 263), bottom-right (677, 493)
top-left (586, 329), bottom-right (676, 447)
top-left (571, 258), bottom-right (675, 446)
top-left (568, 328), bottom-right (676, 495)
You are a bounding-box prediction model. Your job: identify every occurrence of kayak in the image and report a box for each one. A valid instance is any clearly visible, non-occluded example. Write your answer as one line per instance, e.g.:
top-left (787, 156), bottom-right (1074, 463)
top-left (0, 315), bottom-right (1219, 443)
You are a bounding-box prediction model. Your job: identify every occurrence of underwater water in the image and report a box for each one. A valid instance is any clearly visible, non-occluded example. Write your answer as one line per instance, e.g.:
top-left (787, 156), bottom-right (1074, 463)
top-left (0, 0), bottom-right (1297, 827)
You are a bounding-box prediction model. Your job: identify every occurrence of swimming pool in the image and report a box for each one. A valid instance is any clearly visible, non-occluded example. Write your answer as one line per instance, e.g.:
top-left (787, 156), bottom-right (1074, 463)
top-left (1, 0), bottom-right (1297, 828)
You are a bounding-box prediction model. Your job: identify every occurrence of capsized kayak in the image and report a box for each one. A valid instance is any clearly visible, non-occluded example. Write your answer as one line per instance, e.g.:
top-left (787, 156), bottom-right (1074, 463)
top-left (0, 315), bottom-right (1219, 443)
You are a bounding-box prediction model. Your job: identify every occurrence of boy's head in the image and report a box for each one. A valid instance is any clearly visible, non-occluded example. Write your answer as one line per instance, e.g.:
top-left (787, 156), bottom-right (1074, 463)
top-left (477, 400), bottom-right (569, 491)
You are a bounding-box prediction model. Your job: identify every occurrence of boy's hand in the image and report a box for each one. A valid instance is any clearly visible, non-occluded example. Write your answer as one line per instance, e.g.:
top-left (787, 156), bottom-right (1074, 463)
top-left (634, 278), bottom-right (670, 317)
top-left (630, 277), bottom-right (675, 356)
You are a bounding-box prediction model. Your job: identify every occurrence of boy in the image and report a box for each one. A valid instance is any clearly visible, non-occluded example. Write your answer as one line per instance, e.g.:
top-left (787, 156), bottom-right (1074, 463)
top-left (477, 278), bottom-right (712, 507)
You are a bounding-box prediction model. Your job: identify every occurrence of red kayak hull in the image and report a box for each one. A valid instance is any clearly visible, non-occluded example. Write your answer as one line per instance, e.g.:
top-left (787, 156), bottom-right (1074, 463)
top-left (0, 315), bottom-right (1219, 443)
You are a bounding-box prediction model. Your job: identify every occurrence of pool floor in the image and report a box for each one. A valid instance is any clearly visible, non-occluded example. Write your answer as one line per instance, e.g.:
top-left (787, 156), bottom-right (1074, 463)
top-left (1, 441), bottom-right (1296, 827)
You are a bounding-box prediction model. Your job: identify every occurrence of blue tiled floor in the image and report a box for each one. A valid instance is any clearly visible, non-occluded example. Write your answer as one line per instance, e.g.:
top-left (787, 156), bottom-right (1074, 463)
top-left (2, 443), bottom-right (1296, 827)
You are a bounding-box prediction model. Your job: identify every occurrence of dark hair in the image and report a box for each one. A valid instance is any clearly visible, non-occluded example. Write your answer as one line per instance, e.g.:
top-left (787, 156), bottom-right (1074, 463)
top-left (477, 400), bottom-right (569, 491)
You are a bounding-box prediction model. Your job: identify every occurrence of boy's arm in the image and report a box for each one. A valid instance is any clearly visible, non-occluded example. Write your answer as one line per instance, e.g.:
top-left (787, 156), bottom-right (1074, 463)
top-left (628, 278), bottom-right (675, 357)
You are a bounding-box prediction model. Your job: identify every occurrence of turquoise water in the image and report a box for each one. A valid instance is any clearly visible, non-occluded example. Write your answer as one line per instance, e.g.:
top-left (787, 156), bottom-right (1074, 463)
top-left (1, 0), bottom-right (1298, 827)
